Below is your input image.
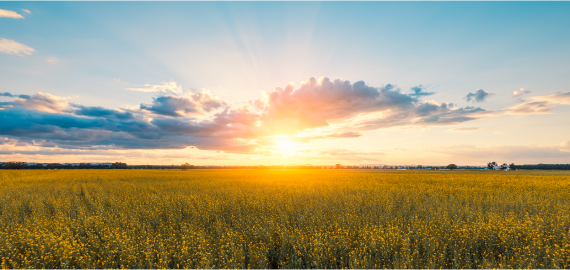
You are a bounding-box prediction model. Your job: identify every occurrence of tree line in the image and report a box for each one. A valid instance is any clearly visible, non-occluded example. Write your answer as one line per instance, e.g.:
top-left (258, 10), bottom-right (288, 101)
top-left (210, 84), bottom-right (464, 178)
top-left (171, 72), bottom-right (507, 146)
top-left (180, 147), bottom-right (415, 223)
top-left (0, 162), bottom-right (127, 170)
top-left (513, 163), bottom-right (570, 170)
top-left (2, 161), bottom-right (570, 170)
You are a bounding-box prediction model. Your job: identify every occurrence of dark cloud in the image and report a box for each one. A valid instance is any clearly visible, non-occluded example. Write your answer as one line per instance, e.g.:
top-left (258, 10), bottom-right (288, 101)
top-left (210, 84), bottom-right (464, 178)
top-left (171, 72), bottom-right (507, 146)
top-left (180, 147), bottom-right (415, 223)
top-left (348, 102), bottom-right (486, 131)
top-left (73, 105), bottom-right (135, 120)
top-left (409, 85), bottom-right (435, 97)
top-left (417, 106), bottom-right (487, 125)
top-left (140, 90), bottom-right (228, 117)
top-left (465, 89), bottom-right (491, 103)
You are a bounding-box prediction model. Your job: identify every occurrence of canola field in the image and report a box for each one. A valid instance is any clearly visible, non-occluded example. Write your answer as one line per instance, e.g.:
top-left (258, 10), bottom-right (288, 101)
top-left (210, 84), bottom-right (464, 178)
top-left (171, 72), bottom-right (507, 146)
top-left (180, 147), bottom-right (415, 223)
top-left (0, 169), bottom-right (569, 269)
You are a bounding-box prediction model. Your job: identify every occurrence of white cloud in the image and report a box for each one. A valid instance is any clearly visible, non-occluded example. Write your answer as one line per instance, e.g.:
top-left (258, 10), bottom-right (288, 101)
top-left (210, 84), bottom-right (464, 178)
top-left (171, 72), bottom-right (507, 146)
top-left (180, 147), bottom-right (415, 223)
top-left (0, 8), bottom-right (24, 19)
top-left (532, 92), bottom-right (570, 105)
top-left (502, 101), bottom-right (552, 115)
top-left (498, 92), bottom-right (570, 115)
top-left (21, 9), bottom-right (31, 14)
top-left (513, 88), bottom-right (531, 97)
top-left (0, 38), bottom-right (35, 56)
top-left (127, 81), bottom-right (184, 95)
top-left (47, 57), bottom-right (58, 63)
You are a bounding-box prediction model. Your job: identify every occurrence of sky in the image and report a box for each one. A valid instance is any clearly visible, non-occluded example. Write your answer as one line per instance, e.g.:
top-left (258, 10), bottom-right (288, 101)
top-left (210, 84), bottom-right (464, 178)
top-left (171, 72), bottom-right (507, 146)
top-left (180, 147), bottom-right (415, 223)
top-left (1, 2), bottom-right (570, 166)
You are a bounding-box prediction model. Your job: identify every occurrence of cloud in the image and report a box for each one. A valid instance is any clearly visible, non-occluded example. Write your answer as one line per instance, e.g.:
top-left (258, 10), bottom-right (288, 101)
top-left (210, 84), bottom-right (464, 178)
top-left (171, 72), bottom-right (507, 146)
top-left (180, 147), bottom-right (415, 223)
top-left (21, 9), bottom-right (31, 14)
top-left (0, 9), bottom-right (24, 19)
top-left (257, 78), bottom-right (484, 134)
top-left (533, 92), bottom-right (570, 105)
top-left (409, 85), bottom-right (435, 97)
top-left (47, 57), bottom-right (58, 63)
top-left (0, 38), bottom-right (35, 56)
top-left (498, 92), bottom-right (570, 115)
top-left (347, 101), bottom-right (486, 131)
top-left (140, 90), bottom-right (228, 117)
top-left (513, 88), bottom-right (531, 97)
top-left (452, 127), bottom-right (481, 131)
top-left (128, 81), bottom-right (184, 95)
top-left (1, 92), bottom-right (69, 113)
top-left (465, 89), bottom-right (491, 103)
top-left (73, 105), bottom-right (135, 120)
top-left (502, 101), bottom-right (552, 115)
top-left (0, 77), bottom-right (493, 155)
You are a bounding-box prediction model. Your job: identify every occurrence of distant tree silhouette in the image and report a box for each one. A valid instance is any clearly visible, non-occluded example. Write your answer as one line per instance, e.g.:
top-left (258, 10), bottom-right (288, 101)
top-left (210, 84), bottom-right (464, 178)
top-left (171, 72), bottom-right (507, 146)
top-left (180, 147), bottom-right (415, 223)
top-left (112, 162), bottom-right (127, 169)
top-left (181, 162), bottom-right (191, 171)
top-left (446, 164), bottom-right (458, 170)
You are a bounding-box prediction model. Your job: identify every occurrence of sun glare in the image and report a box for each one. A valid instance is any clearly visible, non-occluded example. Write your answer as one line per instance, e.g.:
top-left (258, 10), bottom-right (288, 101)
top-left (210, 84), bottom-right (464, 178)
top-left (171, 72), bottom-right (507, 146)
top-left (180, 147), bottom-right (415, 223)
top-left (276, 140), bottom-right (297, 154)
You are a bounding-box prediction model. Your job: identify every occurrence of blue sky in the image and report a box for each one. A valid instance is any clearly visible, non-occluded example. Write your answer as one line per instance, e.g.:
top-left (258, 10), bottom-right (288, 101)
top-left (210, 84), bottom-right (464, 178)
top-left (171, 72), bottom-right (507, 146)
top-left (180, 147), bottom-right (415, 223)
top-left (1, 2), bottom-right (570, 165)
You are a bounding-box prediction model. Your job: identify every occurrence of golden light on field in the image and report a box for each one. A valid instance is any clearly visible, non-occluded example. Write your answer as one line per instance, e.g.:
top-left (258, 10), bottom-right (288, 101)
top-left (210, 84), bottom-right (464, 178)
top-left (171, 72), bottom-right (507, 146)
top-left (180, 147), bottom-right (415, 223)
top-left (0, 170), bottom-right (569, 269)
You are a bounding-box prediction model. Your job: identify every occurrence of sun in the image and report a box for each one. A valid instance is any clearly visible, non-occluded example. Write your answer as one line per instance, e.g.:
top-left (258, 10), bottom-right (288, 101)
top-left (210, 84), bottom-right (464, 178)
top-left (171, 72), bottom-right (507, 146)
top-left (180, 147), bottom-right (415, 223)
top-left (276, 140), bottom-right (297, 154)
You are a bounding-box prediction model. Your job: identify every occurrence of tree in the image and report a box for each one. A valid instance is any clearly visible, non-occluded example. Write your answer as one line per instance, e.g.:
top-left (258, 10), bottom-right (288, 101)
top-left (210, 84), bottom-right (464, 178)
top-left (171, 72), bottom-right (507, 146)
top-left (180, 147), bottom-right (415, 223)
top-left (112, 162), bottom-right (127, 169)
top-left (487, 161), bottom-right (498, 170)
top-left (181, 162), bottom-right (191, 171)
top-left (501, 163), bottom-right (509, 170)
top-left (446, 164), bottom-right (458, 170)
top-left (509, 163), bottom-right (517, 171)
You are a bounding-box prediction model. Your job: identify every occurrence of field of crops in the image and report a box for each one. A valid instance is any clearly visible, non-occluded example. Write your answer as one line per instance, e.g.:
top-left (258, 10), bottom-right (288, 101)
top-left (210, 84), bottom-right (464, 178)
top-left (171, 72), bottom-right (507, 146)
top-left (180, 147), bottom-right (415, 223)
top-left (0, 169), bottom-right (569, 269)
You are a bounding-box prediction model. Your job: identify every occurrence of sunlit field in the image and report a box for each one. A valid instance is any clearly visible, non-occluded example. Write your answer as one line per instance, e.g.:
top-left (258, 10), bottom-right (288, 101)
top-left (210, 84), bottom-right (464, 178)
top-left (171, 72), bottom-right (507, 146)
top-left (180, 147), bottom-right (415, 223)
top-left (0, 170), bottom-right (569, 269)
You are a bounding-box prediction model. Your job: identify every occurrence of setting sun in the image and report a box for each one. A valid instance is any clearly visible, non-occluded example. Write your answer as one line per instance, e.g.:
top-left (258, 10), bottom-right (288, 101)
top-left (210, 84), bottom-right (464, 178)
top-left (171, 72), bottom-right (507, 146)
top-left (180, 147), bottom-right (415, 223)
top-left (276, 140), bottom-right (297, 154)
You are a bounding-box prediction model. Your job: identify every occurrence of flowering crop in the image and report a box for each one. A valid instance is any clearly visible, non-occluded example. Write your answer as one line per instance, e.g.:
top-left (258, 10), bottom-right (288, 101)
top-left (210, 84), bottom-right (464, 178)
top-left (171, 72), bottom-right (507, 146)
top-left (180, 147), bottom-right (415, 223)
top-left (0, 169), bottom-right (569, 268)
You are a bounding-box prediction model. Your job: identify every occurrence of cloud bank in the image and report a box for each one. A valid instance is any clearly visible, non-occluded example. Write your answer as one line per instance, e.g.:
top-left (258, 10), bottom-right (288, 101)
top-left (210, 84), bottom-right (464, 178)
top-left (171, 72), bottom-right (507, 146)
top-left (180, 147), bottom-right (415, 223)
top-left (2, 77), bottom-right (564, 156)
